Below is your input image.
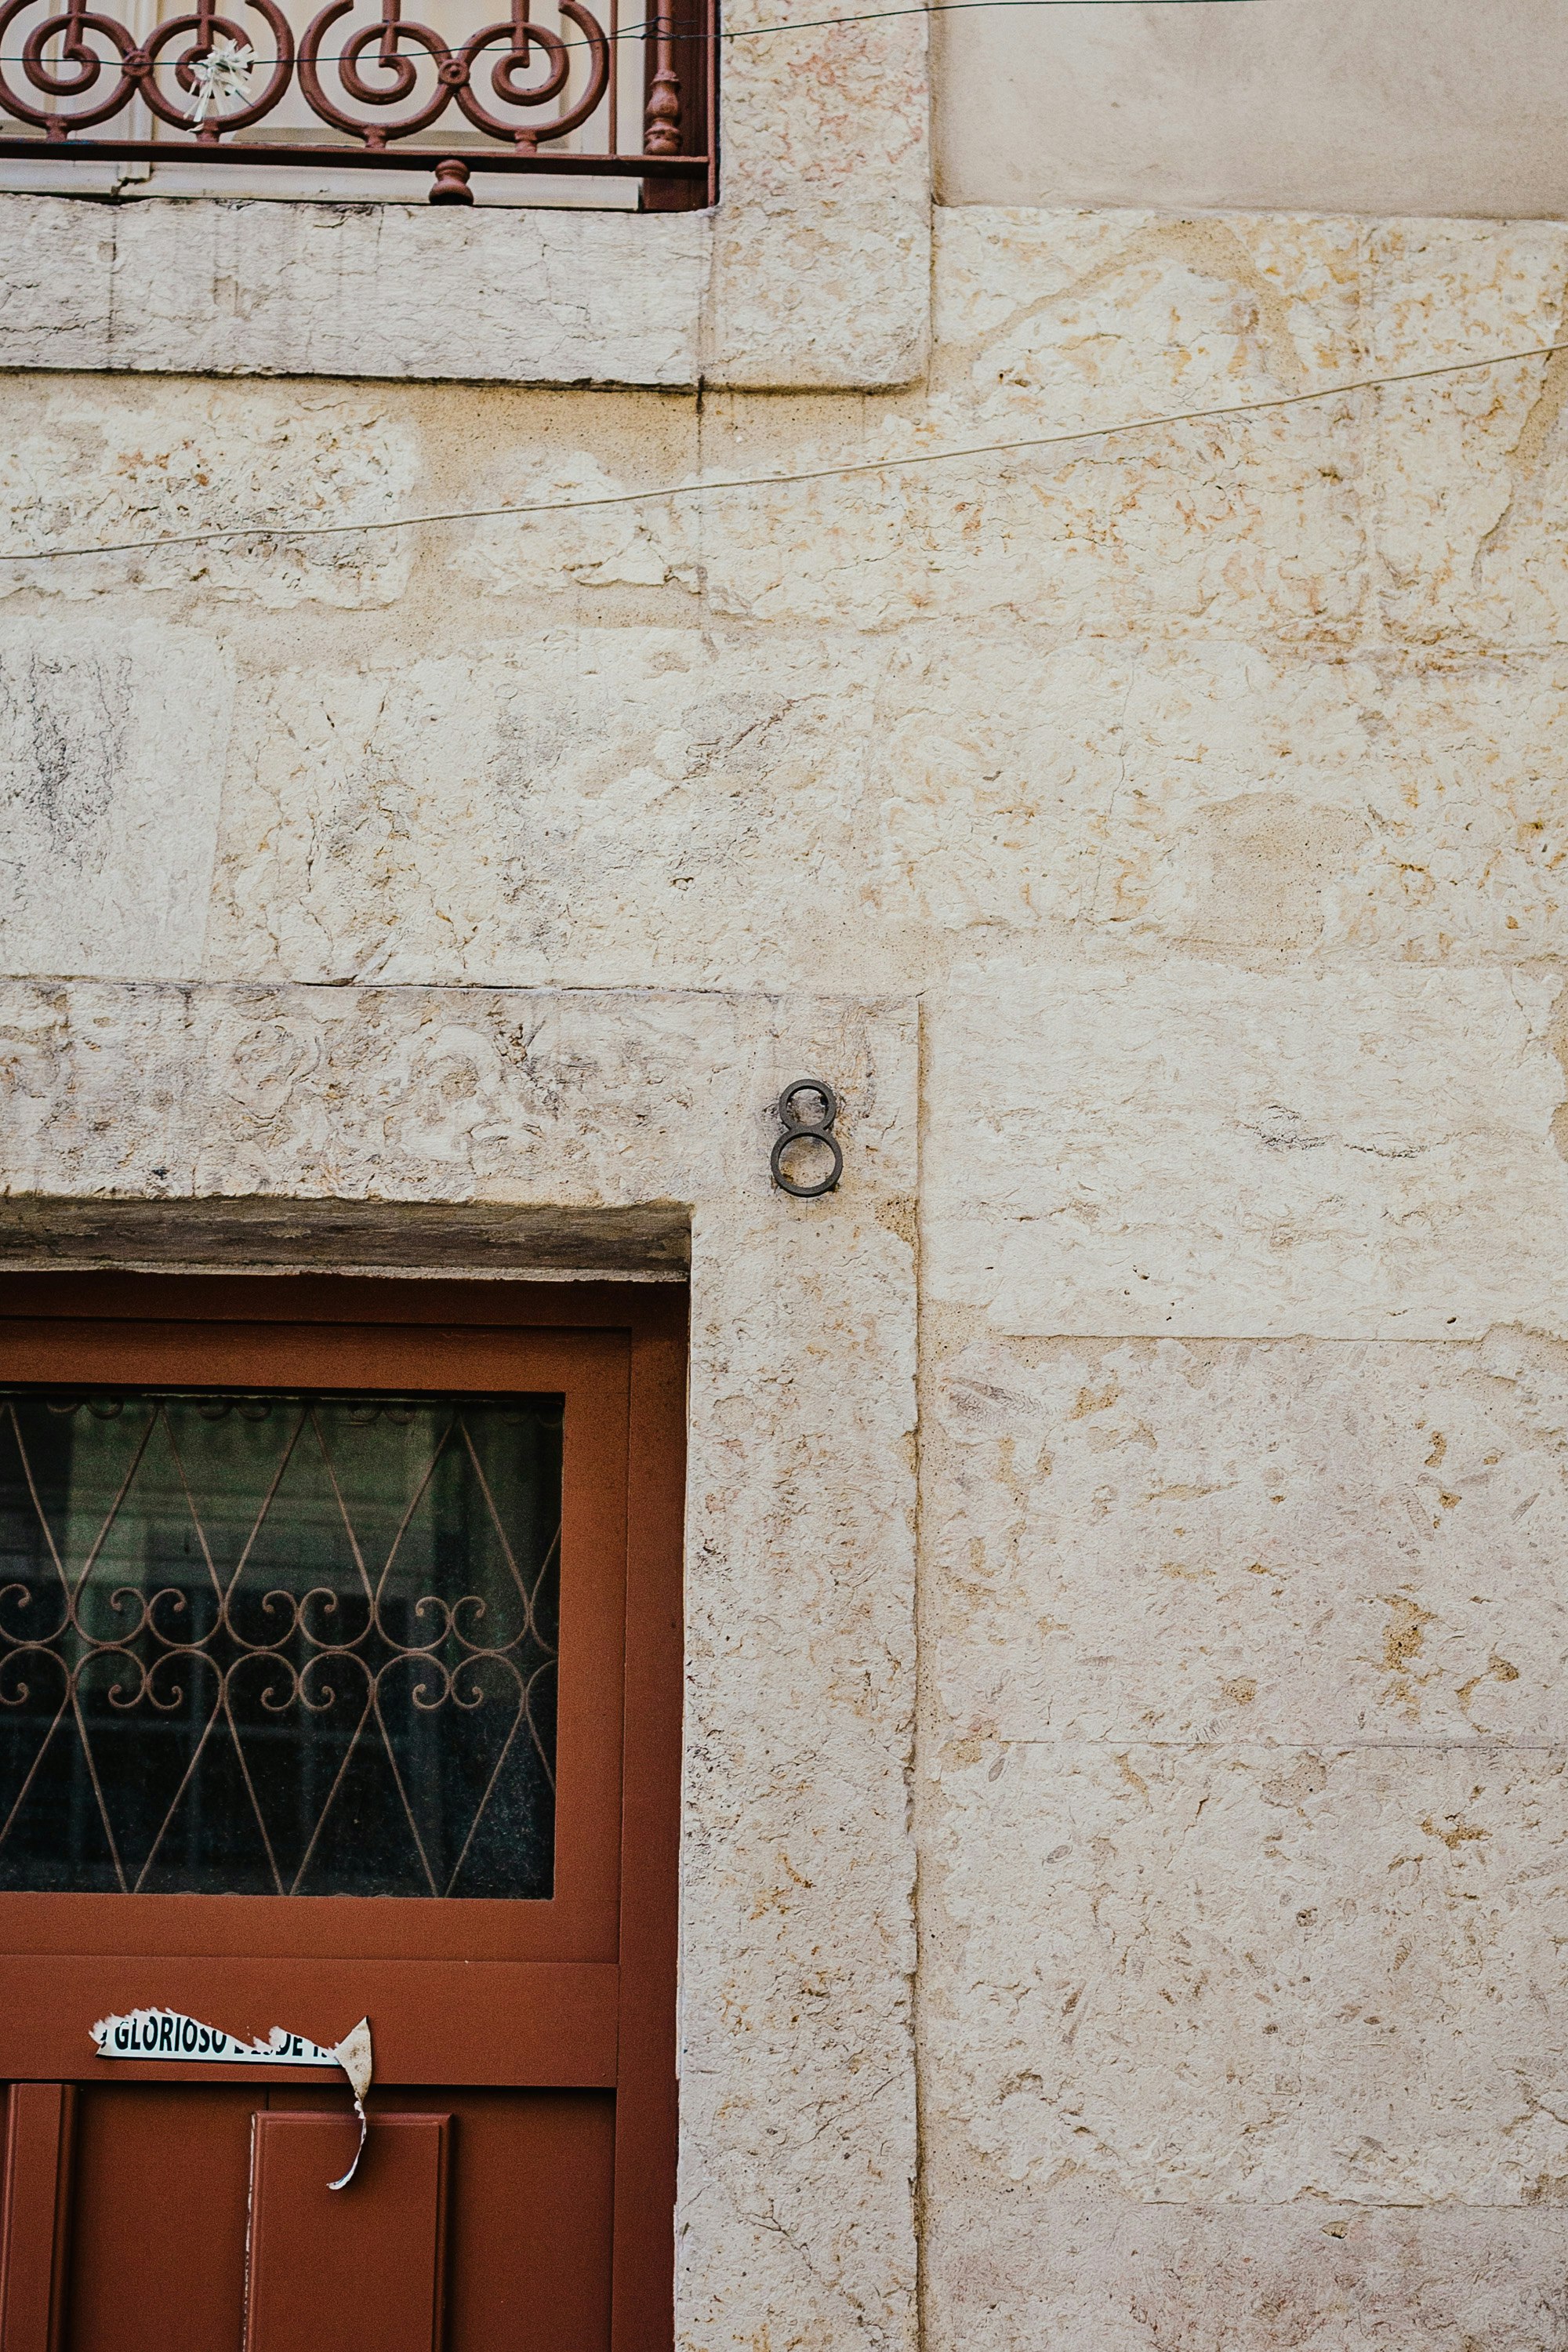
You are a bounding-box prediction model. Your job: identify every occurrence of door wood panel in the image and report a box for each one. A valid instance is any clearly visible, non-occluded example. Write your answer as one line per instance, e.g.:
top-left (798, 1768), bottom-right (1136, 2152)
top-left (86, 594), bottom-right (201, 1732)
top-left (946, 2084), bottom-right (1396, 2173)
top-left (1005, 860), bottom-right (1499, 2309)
top-left (51, 2084), bottom-right (618, 2352)
top-left (267, 2087), bottom-right (617, 2352)
top-left (0, 2085), bottom-right (74, 2352)
top-left (0, 1960), bottom-right (619, 2086)
top-left (244, 2113), bottom-right (450, 2352)
top-left (66, 2083), bottom-right (257, 2352)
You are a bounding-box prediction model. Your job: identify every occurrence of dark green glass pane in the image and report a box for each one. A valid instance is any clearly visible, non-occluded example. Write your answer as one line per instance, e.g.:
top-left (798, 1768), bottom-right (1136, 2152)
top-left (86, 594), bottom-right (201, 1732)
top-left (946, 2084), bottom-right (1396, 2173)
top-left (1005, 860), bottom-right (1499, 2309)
top-left (0, 1390), bottom-right (561, 1899)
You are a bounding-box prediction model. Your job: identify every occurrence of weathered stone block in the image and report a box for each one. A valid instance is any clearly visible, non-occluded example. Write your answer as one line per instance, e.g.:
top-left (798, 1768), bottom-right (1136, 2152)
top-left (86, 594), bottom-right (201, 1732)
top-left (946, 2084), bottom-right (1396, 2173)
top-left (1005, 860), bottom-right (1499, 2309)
top-left (926, 958), bottom-right (1568, 1338)
top-left (927, 1738), bottom-right (1568, 2203)
top-left (0, 378), bottom-right (420, 608)
top-left (927, 1333), bottom-right (1568, 1746)
top-left (0, 617), bottom-right (233, 979)
top-left (927, 2186), bottom-right (1568, 2352)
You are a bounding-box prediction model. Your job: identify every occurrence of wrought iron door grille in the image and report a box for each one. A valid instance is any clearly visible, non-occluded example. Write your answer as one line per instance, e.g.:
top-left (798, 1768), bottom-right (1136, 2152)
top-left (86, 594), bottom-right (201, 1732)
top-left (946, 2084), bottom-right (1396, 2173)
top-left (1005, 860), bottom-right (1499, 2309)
top-left (0, 0), bottom-right (713, 204)
top-left (0, 1388), bottom-right (563, 1900)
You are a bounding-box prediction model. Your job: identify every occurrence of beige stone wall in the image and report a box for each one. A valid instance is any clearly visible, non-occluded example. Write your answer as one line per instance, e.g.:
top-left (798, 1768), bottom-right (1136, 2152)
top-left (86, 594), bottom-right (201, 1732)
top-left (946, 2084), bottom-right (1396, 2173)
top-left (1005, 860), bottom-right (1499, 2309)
top-left (935, 0), bottom-right (1568, 218)
top-left (8, 202), bottom-right (1568, 2343)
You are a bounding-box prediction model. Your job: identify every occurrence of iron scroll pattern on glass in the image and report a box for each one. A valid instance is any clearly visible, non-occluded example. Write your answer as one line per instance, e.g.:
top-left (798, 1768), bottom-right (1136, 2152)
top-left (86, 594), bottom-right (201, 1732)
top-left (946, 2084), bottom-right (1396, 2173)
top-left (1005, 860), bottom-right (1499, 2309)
top-left (0, 1390), bottom-right (562, 1900)
top-left (0, 0), bottom-right (713, 201)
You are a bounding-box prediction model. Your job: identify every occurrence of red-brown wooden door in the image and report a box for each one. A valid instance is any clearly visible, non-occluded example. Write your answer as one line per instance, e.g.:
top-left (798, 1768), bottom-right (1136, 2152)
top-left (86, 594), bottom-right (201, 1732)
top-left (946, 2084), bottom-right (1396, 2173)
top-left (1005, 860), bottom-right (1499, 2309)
top-left (0, 1276), bottom-right (684, 2352)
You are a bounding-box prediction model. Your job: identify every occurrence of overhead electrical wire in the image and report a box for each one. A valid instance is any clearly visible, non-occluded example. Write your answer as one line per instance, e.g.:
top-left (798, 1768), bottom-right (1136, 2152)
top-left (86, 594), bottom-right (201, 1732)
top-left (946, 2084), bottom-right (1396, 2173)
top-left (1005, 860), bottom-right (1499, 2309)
top-left (2, 336), bottom-right (1563, 567)
top-left (0, 0), bottom-right (1304, 70)
top-left (727, 0), bottom-right (1280, 36)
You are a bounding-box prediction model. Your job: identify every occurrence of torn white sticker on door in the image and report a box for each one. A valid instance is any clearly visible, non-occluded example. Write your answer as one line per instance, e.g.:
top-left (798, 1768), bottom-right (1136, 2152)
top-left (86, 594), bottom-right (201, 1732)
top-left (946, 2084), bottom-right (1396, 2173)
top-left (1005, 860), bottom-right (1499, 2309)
top-left (93, 2009), bottom-right (341, 2067)
top-left (91, 2009), bottom-right (374, 2188)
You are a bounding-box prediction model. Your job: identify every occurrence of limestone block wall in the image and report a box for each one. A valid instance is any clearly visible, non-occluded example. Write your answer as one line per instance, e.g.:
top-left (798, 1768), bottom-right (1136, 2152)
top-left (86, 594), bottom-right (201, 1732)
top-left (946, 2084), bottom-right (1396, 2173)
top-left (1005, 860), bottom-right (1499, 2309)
top-left (7, 204), bottom-right (1568, 2344)
top-left (935, 0), bottom-right (1568, 217)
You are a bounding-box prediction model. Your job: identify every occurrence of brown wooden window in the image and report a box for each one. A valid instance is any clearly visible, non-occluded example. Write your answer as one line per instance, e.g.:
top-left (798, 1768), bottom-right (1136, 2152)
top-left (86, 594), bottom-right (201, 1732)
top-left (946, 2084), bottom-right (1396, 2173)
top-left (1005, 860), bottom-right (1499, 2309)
top-left (0, 1273), bottom-right (684, 2352)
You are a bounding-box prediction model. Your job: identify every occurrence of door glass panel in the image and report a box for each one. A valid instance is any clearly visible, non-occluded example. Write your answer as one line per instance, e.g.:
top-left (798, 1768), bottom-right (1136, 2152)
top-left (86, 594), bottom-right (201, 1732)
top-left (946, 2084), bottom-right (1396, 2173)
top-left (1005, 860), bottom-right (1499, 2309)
top-left (0, 1391), bottom-right (562, 1899)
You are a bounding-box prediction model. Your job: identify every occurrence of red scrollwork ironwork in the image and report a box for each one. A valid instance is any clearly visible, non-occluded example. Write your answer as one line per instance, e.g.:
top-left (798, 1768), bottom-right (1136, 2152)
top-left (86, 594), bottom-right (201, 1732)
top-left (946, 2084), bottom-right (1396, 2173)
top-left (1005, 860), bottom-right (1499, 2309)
top-left (0, 0), bottom-right (710, 199)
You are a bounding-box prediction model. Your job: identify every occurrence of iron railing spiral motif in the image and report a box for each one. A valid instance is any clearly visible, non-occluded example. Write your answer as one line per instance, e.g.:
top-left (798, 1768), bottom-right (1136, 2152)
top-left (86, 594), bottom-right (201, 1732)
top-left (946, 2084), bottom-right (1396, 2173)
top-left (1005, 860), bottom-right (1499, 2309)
top-left (0, 0), bottom-right (292, 132)
top-left (0, 0), bottom-right (711, 198)
top-left (0, 1388), bottom-right (563, 1899)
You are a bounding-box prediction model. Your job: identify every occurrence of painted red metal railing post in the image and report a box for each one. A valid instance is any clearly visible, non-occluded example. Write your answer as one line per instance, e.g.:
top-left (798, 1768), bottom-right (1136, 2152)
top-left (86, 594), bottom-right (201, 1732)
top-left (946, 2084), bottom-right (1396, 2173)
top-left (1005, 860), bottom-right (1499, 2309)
top-left (641, 0), bottom-right (677, 154)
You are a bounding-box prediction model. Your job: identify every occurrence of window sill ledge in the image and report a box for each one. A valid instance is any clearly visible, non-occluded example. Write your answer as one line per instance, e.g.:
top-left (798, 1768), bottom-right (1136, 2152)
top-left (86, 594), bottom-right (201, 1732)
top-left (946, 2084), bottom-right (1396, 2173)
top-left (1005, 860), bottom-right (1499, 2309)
top-left (0, 191), bottom-right (712, 389)
top-left (0, 183), bottom-right (931, 390)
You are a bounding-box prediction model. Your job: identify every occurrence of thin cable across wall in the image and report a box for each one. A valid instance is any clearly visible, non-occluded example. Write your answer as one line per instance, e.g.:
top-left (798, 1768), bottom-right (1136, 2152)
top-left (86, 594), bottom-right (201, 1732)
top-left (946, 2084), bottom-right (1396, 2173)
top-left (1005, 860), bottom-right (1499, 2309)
top-left (0, 0), bottom-right (1305, 67)
top-left (2, 335), bottom-right (1561, 568)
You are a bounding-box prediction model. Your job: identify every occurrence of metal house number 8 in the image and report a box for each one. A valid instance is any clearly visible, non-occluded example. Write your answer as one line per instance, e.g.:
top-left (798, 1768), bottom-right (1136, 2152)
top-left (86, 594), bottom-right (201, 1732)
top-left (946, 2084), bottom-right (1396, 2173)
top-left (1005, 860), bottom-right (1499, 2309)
top-left (771, 1080), bottom-right (843, 1199)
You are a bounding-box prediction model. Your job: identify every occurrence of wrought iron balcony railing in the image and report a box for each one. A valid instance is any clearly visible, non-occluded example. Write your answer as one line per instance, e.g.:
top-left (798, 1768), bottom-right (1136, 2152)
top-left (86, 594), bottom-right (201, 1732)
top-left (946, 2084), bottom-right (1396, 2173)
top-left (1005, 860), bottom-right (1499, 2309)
top-left (0, 0), bottom-right (713, 204)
